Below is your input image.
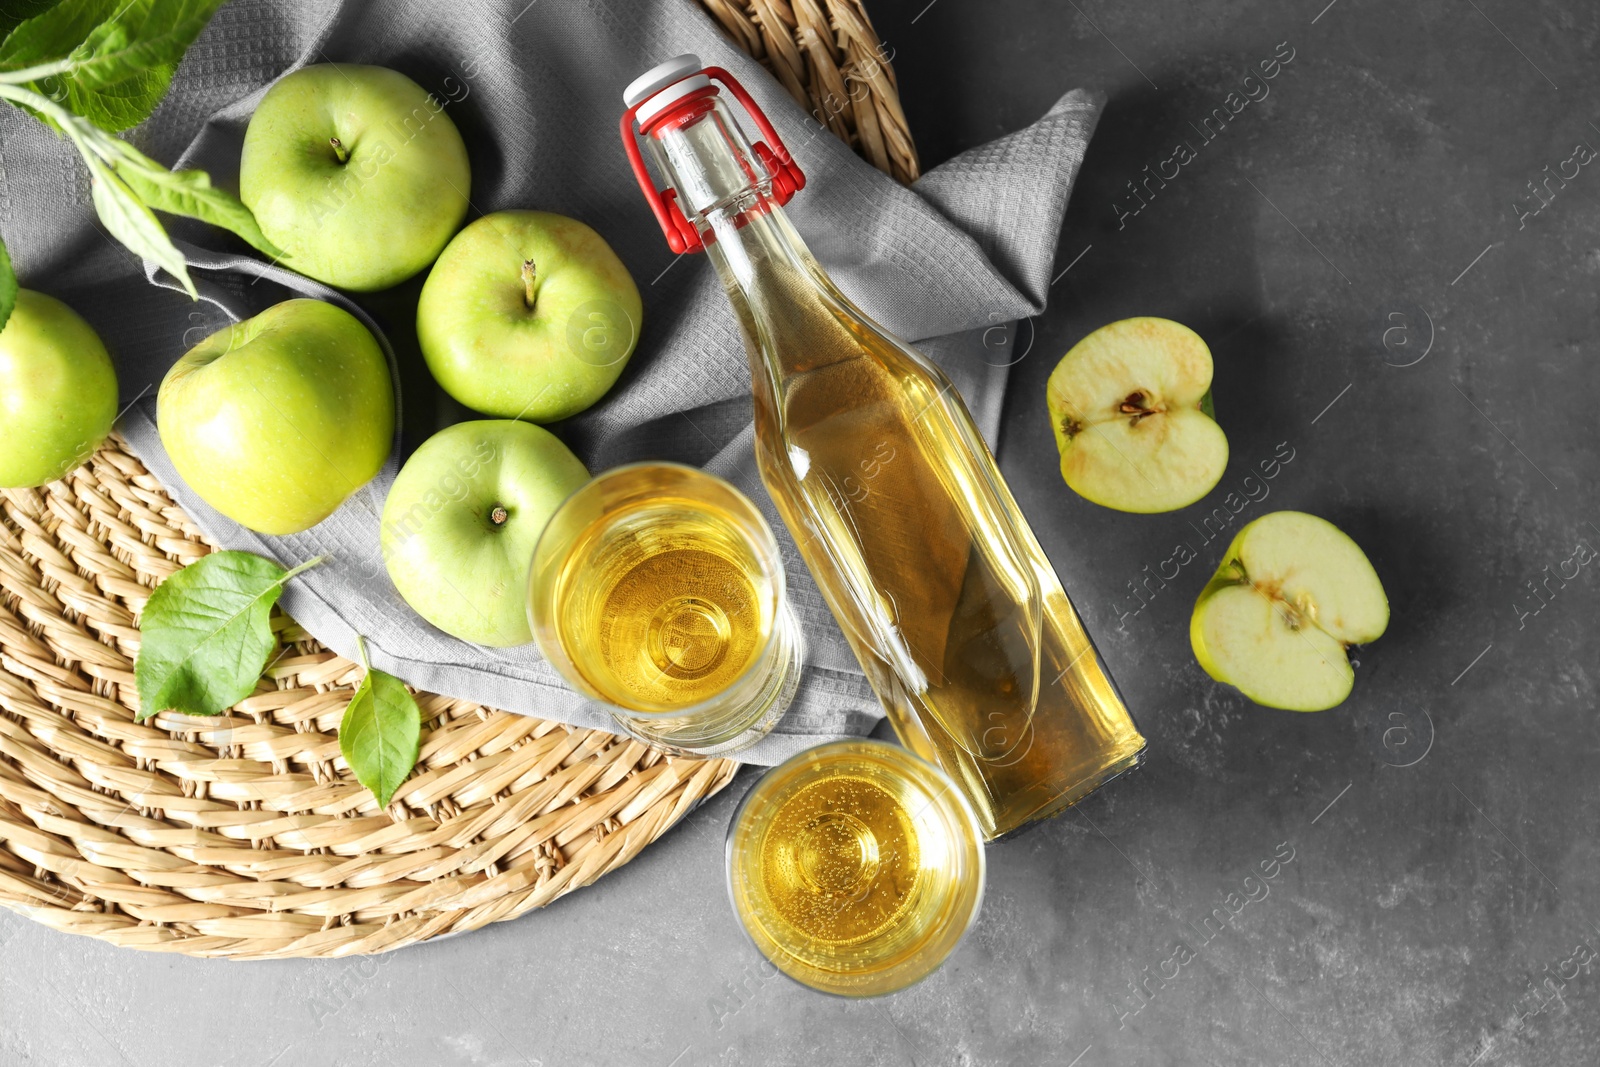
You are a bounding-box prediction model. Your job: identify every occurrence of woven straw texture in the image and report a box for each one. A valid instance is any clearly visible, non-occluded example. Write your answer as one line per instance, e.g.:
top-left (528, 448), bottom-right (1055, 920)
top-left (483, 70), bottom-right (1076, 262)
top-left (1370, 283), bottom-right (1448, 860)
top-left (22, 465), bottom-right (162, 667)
top-left (0, 2), bottom-right (914, 959)
top-left (0, 436), bottom-right (739, 959)
top-left (698, 0), bottom-right (919, 182)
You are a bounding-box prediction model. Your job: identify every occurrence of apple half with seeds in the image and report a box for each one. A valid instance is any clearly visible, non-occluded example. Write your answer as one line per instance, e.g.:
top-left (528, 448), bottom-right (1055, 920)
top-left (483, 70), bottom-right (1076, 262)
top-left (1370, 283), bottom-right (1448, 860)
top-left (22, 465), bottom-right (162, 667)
top-left (1046, 317), bottom-right (1228, 513)
top-left (1191, 511), bottom-right (1389, 711)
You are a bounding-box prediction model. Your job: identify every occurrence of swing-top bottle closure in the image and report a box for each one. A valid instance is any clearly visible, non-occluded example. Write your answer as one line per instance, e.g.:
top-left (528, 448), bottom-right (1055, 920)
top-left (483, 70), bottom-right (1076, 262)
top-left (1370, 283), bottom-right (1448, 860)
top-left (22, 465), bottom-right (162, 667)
top-left (620, 54), bottom-right (807, 254)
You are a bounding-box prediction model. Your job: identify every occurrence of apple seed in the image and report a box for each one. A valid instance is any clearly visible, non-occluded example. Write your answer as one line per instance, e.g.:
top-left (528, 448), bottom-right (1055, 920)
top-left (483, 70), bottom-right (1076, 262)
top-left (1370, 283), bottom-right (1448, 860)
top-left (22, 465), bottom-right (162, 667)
top-left (1118, 390), bottom-right (1164, 423)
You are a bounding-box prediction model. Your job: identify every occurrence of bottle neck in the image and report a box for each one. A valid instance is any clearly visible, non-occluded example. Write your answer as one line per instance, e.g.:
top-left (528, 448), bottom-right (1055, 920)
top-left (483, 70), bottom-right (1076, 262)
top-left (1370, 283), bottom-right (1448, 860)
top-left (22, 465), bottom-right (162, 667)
top-left (650, 94), bottom-right (815, 287)
top-left (650, 95), bottom-right (835, 388)
top-left (650, 95), bottom-right (766, 215)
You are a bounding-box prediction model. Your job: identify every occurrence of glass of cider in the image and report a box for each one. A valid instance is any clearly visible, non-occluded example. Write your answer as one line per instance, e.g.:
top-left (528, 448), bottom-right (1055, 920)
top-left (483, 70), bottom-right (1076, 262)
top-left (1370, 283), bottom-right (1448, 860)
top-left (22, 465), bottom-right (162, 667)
top-left (726, 739), bottom-right (985, 996)
top-left (528, 462), bottom-right (801, 756)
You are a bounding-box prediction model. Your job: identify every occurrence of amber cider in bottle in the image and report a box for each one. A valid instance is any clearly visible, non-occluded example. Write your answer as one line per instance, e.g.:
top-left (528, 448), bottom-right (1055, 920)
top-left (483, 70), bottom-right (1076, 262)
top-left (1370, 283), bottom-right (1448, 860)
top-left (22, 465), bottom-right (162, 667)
top-left (626, 57), bottom-right (1146, 838)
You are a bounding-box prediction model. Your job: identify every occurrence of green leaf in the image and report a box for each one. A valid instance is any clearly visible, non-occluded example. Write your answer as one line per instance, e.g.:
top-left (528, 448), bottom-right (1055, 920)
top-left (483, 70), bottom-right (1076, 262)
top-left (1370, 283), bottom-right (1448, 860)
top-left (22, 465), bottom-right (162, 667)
top-left (0, 235), bottom-right (15, 336)
top-left (0, 0), bottom-right (139, 130)
top-left (0, 0), bottom-right (112, 71)
top-left (340, 637), bottom-right (423, 808)
top-left (106, 138), bottom-right (282, 258)
top-left (85, 151), bottom-right (196, 296)
top-left (68, 0), bottom-right (225, 90)
top-left (59, 62), bottom-right (174, 131)
top-left (1200, 388), bottom-right (1216, 421)
top-left (135, 551), bottom-right (323, 721)
top-left (0, 1), bottom-right (64, 44)
top-left (0, 0), bottom-right (225, 132)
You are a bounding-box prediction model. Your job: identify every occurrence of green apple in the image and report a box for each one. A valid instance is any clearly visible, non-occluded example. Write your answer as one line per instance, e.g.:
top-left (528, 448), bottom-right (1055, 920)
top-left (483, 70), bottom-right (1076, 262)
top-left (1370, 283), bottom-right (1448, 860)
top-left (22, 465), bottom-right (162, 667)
top-left (416, 211), bottom-right (642, 423)
top-left (1191, 511), bottom-right (1389, 711)
top-left (0, 289), bottom-right (117, 488)
top-left (241, 63), bottom-right (471, 291)
top-left (381, 420), bottom-right (588, 647)
top-left (1047, 317), bottom-right (1228, 513)
top-left (158, 299), bottom-right (394, 535)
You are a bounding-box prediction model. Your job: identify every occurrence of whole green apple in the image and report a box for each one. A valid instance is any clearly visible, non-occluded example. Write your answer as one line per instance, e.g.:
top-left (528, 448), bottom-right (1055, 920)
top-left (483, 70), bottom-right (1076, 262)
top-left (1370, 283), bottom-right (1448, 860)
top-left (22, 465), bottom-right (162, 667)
top-left (158, 299), bottom-right (395, 535)
top-left (416, 211), bottom-right (642, 422)
top-left (241, 63), bottom-right (471, 291)
top-left (0, 289), bottom-right (117, 488)
top-left (381, 419), bottom-right (588, 647)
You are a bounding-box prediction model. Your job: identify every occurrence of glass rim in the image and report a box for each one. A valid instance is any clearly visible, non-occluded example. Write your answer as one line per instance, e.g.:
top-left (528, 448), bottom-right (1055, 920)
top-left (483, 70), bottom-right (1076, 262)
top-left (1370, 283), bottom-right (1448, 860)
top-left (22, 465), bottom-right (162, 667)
top-left (528, 460), bottom-right (789, 720)
top-left (723, 738), bottom-right (988, 998)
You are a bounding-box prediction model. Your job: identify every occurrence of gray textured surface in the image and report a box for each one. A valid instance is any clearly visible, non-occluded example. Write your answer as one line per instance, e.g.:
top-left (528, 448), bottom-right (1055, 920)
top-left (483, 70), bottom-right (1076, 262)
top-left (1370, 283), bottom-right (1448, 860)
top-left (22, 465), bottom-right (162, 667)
top-left (0, 0), bottom-right (1102, 765)
top-left (4, 0), bottom-right (1599, 1064)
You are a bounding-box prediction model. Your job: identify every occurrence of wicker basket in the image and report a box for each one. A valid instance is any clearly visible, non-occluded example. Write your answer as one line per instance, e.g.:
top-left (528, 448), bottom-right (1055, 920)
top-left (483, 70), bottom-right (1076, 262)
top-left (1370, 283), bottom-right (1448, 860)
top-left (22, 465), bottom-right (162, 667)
top-left (0, 2), bottom-right (913, 960)
top-left (699, 0), bottom-right (919, 183)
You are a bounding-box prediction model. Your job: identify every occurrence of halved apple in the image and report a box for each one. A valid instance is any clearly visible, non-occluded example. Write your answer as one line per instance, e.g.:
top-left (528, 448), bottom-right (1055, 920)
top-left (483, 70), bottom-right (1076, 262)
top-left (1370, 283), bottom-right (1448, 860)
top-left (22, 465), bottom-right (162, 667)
top-left (1046, 317), bottom-right (1228, 513)
top-left (1191, 511), bottom-right (1389, 711)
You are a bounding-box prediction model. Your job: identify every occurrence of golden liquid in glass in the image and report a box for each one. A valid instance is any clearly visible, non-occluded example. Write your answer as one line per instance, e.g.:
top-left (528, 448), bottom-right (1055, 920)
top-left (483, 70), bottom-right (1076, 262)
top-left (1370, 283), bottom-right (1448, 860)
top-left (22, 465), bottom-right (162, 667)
top-left (757, 773), bottom-right (921, 946)
top-left (729, 741), bottom-right (984, 996)
top-left (552, 498), bottom-right (771, 711)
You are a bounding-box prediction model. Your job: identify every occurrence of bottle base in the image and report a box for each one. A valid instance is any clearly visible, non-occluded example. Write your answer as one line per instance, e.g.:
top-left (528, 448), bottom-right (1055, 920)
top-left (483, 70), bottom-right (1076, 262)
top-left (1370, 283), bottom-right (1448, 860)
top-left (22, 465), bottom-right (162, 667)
top-left (985, 736), bottom-right (1149, 842)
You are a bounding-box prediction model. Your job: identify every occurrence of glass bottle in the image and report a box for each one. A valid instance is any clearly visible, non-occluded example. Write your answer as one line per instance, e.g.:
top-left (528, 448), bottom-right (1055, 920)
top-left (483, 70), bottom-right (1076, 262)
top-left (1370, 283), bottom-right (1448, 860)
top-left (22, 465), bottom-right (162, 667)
top-left (622, 57), bottom-right (1145, 839)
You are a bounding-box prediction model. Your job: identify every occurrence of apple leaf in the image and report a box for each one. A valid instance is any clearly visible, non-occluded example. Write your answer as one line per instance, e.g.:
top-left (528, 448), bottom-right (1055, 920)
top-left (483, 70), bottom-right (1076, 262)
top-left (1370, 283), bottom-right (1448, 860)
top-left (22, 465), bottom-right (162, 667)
top-left (0, 234), bottom-right (16, 336)
top-left (106, 138), bottom-right (282, 258)
top-left (0, 1), bottom-right (64, 45)
top-left (0, 0), bottom-right (161, 132)
top-left (1200, 388), bottom-right (1215, 421)
top-left (0, 0), bottom-right (224, 132)
top-left (61, 62), bottom-right (176, 132)
top-left (0, 1), bottom-right (261, 297)
top-left (135, 551), bottom-right (324, 721)
top-left (0, 0), bottom-right (111, 71)
top-left (66, 0), bottom-right (225, 90)
top-left (339, 637), bottom-right (423, 809)
top-left (85, 151), bottom-right (196, 296)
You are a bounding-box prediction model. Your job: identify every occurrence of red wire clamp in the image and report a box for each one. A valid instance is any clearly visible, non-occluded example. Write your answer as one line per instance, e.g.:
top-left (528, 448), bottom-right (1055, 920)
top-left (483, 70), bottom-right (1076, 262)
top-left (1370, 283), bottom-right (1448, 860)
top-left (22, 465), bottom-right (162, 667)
top-left (620, 66), bottom-right (808, 254)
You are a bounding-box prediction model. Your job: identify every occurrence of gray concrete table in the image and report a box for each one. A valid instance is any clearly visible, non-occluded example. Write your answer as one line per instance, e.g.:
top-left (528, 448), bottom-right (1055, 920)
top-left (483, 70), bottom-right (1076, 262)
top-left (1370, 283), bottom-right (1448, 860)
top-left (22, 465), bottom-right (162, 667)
top-left (3, 0), bottom-right (1598, 1064)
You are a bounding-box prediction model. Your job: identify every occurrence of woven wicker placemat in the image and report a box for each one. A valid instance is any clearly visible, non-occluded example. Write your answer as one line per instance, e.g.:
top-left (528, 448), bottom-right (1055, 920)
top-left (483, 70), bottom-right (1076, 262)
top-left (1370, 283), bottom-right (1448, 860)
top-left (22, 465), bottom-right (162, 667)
top-left (0, 2), bottom-right (910, 959)
top-left (0, 436), bottom-right (739, 959)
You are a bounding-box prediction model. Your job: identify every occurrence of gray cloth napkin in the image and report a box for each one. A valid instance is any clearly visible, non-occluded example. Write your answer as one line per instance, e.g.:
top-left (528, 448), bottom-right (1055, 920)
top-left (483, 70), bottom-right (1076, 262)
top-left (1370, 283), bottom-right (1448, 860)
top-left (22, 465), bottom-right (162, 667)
top-left (0, 0), bottom-right (1101, 764)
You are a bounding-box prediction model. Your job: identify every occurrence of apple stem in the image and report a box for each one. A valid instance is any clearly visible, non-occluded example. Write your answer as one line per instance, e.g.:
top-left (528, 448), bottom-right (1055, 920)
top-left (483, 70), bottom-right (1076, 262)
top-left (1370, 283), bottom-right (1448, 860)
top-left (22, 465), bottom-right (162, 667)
top-left (521, 260), bottom-right (539, 310)
top-left (490, 506), bottom-right (509, 526)
top-left (329, 136), bottom-right (349, 164)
